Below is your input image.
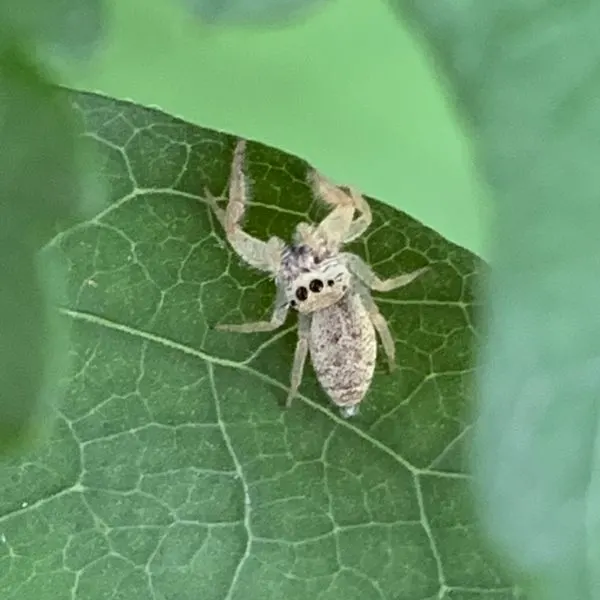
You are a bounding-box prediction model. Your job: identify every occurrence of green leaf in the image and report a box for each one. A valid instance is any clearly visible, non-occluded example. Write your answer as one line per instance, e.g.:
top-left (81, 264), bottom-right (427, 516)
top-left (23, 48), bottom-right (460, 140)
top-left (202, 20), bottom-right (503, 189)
top-left (387, 1), bottom-right (600, 597)
top-left (182, 0), bottom-right (331, 26)
top-left (0, 0), bottom-right (105, 61)
top-left (0, 90), bottom-right (513, 599)
top-left (0, 47), bottom-right (104, 453)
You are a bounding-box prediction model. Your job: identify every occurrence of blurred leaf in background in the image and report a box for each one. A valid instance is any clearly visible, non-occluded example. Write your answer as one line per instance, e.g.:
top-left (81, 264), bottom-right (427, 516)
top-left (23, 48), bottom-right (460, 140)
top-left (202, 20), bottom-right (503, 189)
top-left (182, 0), bottom-right (332, 26)
top-left (0, 0), bottom-right (105, 61)
top-left (387, 1), bottom-right (600, 598)
top-left (0, 0), bottom-right (105, 453)
top-left (0, 91), bottom-right (517, 600)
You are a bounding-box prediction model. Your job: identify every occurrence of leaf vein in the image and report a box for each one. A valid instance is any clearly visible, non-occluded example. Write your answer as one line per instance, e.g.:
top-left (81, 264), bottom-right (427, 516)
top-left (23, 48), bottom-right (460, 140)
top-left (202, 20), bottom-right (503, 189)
top-left (60, 307), bottom-right (420, 474)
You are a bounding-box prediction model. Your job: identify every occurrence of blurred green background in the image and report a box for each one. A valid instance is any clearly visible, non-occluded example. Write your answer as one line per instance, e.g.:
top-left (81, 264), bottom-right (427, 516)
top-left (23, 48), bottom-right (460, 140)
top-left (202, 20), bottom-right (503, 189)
top-left (59, 0), bottom-right (488, 257)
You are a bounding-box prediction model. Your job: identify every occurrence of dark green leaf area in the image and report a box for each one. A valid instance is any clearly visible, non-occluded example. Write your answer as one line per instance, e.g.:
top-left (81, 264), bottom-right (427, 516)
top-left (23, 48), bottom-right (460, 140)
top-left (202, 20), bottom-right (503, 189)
top-left (0, 91), bottom-right (514, 600)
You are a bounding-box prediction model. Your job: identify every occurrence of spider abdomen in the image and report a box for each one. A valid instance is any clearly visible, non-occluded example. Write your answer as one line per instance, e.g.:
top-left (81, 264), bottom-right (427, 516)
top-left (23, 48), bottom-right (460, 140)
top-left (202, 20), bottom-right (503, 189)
top-left (308, 292), bottom-right (377, 412)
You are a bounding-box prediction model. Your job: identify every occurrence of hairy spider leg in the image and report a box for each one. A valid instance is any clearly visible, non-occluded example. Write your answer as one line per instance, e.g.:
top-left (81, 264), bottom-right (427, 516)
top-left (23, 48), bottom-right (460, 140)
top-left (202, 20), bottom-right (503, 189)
top-left (206, 138), bottom-right (283, 274)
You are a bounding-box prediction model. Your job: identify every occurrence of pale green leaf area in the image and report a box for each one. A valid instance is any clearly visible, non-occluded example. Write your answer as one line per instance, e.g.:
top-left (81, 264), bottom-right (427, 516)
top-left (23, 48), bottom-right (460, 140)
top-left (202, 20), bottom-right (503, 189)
top-left (388, 1), bottom-right (600, 598)
top-left (182, 0), bottom-right (331, 26)
top-left (0, 47), bottom-right (103, 453)
top-left (57, 0), bottom-right (488, 259)
top-left (0, 90), bottom-right (510, 599)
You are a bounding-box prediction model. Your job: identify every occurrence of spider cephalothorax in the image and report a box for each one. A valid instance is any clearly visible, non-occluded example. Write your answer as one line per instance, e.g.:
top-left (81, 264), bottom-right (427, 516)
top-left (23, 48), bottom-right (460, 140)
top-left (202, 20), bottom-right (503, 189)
top-left (206, 138), bottom-right (428, 417)
top-left (277, 244), bottom-right (351, 313)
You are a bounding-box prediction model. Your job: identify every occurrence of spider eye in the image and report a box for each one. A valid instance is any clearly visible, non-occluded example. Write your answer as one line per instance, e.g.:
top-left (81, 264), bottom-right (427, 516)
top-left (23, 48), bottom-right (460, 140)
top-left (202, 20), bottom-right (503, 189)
top-left (313, 256), bottom-right (321, 264)
top-left (327, 279), bottom-right (334, 287)
top-left (295, 286), bottom-right (309, 301)
top-left (309, 279), bottom-right (323, 293)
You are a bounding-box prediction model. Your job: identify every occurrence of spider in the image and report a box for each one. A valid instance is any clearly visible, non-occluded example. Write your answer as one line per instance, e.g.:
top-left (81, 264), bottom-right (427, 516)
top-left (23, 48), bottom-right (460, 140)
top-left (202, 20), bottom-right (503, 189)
top-left (206, 138), bottom-right (428, 417)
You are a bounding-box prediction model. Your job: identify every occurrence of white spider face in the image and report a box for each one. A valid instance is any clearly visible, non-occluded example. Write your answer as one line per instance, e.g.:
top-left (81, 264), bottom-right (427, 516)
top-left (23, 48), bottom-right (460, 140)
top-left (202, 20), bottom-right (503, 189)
top-left (278, 244), bottom-right (351, 314)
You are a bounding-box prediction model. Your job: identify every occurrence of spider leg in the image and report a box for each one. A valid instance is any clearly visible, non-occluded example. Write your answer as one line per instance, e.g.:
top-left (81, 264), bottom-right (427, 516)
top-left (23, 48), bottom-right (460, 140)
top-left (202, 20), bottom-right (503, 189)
top-left (344, 253), bottom-right (428, 292)
top-left (354, 283), bottom-right (396, 373)
top-left (305, 170), bottom-right (373, 251)
top-left (343, 186), bottom-right (372, 243)
top-left (206, 138), bottom-right (283, 274)
top-left (286, 313), bottom-right (311, 408)
top-left (305, 169), bottom-right (355, 251)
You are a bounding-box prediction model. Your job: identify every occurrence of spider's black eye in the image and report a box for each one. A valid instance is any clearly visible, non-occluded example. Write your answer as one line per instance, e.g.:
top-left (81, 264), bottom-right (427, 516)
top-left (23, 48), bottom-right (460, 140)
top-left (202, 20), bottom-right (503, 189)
top-left (309, 279), bottom-right (323, 293)
top-left (313, 256), bottom-right (321, 264)
top-left (290, 299), bottom-right (297, 308)
top-left (327, 279), bottom-right (334, 287)
top-left (295, 286), bottom-right (309, 301)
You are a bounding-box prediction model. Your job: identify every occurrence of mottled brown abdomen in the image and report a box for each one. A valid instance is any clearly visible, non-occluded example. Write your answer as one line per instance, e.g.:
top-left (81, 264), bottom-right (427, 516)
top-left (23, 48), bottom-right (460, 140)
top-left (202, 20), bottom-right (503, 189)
top-left (308, 292), bottom-right (377, 408)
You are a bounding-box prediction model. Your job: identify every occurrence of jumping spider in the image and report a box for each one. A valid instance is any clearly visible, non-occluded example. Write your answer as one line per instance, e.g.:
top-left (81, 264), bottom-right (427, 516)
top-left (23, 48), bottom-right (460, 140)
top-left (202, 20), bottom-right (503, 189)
top-left (207, 138), bottom-right (428, 417)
